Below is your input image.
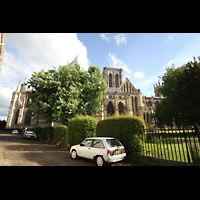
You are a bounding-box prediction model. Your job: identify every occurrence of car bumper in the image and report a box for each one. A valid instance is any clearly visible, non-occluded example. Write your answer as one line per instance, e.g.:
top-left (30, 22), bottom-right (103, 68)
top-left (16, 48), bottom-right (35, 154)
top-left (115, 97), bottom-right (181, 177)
top-left (103, 153), bottom-right (126, 163)
top-left (24, 135), bottom-right (36, 138)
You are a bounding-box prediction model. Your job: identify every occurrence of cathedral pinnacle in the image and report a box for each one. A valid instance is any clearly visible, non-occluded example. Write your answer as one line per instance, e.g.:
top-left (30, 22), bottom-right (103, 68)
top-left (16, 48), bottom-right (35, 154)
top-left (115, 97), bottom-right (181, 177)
top-left (16, 80), bottom-right (20, 92)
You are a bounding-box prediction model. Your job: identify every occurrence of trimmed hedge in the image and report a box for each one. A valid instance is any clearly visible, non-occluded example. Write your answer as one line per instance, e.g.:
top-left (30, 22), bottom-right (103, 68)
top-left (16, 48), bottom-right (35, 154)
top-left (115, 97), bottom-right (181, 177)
top-left (96, 115), bottom-right (146, 156)
top-left (54, 125), bottom-right (68, 142)
top-left (67, 115), bottom-right (98, 146)
top-left (34, 126), bottom-right (42, 137)
top-left (41, 125), bottom-right (54, 140)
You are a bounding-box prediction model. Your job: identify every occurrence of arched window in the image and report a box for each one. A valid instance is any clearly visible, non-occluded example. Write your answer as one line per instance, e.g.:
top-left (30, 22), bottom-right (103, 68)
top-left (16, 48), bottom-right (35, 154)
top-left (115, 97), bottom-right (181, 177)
top-left (107, 101), bottom-right (114, 116)
top-left (115, 75), bottom-right (119, 88)
top-left (118, 102), bottom-right (125, 115)
top-left (126, 83), bottom-right (128, 93)
top-left (24, 110), bottom-right (31, 125)
top-left (135, 97), bottom-right (138, 113)
top-left (109, 74), bottom-right (112, 87)
top-left (155, 101), bottom-right (159, 108)
top-left (132, 97), bottom-right (134, 113)
top-left (148, 101), bottom-right (152, 106)
top-left (15, 109), bottom-right (19, 124)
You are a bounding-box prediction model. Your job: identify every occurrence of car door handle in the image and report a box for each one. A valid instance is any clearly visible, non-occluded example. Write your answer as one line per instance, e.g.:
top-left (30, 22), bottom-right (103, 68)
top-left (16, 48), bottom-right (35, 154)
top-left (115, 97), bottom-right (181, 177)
top-left (88, 148), bottom-right (90, 149)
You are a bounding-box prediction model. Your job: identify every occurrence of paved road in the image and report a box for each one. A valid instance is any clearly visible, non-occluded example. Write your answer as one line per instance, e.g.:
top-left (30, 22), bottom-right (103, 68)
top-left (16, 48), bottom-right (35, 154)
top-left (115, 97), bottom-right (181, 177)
top-left (0, 133), bottom-right (96, 166)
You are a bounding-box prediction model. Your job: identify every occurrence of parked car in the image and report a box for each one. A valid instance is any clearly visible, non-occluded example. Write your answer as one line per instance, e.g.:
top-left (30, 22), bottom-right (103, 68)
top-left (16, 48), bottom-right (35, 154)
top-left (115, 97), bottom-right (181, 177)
top-left (70, 137), bottom-right (126, 166)
top-left (12, 130), bottom-right (19, 134)
top-left (23, 131), bottom-right (37, 139)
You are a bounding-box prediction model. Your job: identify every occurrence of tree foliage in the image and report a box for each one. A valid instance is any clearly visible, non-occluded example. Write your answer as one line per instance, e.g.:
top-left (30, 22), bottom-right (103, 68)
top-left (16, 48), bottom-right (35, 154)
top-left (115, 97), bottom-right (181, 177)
top-left (26, 63), bottom-right (107, 124)
top-left (152, 57), bottom-right (200, 128)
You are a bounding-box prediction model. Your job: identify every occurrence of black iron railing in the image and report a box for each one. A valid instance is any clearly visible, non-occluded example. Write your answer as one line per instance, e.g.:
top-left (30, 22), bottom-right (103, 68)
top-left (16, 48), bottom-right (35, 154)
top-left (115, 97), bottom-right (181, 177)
top-left (143, 128), bottom-right (200, 164)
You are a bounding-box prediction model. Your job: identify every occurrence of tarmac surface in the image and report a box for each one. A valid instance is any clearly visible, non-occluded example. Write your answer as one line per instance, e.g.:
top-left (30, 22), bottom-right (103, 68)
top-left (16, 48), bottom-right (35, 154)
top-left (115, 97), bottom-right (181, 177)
top-left (0, 132), bottom-right (147, 166)
top-left (0, 132), bottom-right (96, 166)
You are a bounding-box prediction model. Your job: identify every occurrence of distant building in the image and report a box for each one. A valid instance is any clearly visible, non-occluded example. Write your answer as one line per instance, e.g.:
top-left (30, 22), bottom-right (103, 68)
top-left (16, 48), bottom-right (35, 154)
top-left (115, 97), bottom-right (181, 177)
top-left (101, 67), bottom-right (164, 126)
top-left (0, 33), bottom-right (6, 77)
top-left (6, 56), bottom-right (163, 129)
top-left (6, 56), bottom-right (79, 130)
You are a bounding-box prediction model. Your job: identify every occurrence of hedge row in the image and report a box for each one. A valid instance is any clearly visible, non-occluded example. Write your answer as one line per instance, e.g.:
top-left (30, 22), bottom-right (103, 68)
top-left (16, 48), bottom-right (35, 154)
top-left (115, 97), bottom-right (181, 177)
top-left (35, 114), bottom-right (146, 156)
top-left (67, 115), bottom-right (98, 146)
top-left (54, 125), bottom-right (68, 142)
top-left (41, 125), bottom-right (54, 140)
top-left (96, 115), bottom-right (146, 156)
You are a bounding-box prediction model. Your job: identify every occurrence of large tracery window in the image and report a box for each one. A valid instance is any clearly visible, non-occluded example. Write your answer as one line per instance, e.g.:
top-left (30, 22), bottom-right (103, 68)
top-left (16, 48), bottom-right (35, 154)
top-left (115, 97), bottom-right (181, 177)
top-left (15, 109), bottom-right (19, 124)
top-left (24, 110), bottom-right (31, 125)
top-left (109, 74), bottom-right (112, 87)
top-left (107, 101), bottom-right (114, 116)
top-left (115, 75), bottom-right (119, 88)
top-left (135, 97), bottom-right (138, 113)
top-left (118, 102), bottom-right (125, 115)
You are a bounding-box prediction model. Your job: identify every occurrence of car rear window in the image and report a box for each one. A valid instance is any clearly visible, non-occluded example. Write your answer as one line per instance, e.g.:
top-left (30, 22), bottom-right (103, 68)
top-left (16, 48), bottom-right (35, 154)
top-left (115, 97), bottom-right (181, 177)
top-left (106, 139), bottom-right (122, 148)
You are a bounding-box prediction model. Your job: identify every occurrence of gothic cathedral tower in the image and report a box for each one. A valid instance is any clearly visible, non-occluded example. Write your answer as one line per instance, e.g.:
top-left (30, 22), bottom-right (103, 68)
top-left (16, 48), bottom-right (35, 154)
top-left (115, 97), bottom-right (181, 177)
top-left (102, 67), bottom-right (123, 88)
top-left (6, 79), bottom-right (31, 128)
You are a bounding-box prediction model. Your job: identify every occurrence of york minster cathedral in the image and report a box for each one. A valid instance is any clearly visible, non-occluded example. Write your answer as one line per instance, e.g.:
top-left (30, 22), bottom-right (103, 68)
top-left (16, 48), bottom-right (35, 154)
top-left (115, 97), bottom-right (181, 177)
top-left (6, 57), bottom-right (163, 129)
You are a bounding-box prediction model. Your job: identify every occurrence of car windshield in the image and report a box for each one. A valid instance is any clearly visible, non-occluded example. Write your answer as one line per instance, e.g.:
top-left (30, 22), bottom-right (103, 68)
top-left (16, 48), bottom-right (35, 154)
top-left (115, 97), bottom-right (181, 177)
top-left (106, 139), bottom-right (122, 148)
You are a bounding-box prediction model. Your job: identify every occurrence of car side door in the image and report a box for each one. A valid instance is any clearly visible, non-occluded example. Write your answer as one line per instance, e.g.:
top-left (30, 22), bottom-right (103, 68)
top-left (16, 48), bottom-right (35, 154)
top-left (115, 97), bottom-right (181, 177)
top-left (78, 139), bottom-right (93, 159)
top-left (90, 139), bottom-right (106, 159)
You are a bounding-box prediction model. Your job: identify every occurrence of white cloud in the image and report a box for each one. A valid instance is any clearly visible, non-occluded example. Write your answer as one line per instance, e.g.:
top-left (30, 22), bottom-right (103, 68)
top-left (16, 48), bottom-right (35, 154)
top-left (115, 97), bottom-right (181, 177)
top-left (134, 72), bottom-right (144, 79)
top-left (5, 33), bottom-right (90, 72)
top-left (0, 85), bottom-right (13, 120)
top-left (162, 33), bottom-right (175, 43)
top-left (0, 33), bottom-right (90, 120)
top-left (100, 33), bottom-right (127, 45)
top-left (166, 37), bottom-right (200, 69)
top-left (113, 33), bottom-right (127, 45)
top-left (0, 116), bottom-right (7, 121)
top-left (134, 74), bottom-right (160, 97)
top-left (168, 34), bottom-right (174, 40)
top-left (109, 53), bottom-right (132, 74)
top-left (99, 33), bottom-right (112, 42)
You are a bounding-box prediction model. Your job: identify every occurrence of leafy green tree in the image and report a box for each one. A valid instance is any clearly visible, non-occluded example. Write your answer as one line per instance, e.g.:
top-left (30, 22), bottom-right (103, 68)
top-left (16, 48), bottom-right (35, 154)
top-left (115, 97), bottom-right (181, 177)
top-left (151, 57), bottom-right (200, 139)
top-left (26, 63), bottom-right (107, 125)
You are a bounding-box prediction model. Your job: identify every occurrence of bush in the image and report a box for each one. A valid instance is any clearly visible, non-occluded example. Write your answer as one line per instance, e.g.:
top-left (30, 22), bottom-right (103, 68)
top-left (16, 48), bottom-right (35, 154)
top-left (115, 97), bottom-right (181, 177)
top-left (41, 125), bottom-right (54, 140)
top-left (67, 115), bottom-right (98, 146)
top-left (54, 125), bottom-right (68, 143)
top-left (189, 143), bottom-right (200, 164)
top-left (34, 126), bottom-right (42, 137)
top-left (96, 115), bottom-right (146, 156)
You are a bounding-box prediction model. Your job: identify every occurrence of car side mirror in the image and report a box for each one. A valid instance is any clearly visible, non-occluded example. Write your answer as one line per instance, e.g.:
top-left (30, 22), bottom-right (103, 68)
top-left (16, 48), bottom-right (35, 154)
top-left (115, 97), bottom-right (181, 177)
top-left (80, 143), bottom-right (85, 146)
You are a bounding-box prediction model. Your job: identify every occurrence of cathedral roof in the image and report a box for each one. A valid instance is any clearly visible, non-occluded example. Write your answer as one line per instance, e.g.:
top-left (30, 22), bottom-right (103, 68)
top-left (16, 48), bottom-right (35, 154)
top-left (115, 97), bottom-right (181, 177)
top-left (106, 87), bottom-right (123, 93)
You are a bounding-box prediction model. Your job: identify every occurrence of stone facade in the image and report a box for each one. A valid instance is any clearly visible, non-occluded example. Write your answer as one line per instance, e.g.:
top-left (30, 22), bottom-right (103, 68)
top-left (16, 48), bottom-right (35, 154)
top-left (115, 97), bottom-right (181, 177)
top-left (0, 33), bottom-right (6, 77)
top-left (102, 67), bottom-right (163, 126)
top-left (6, 62), bottom-right (163, 129)
top-left (6, 79), bottom-right (48, 129)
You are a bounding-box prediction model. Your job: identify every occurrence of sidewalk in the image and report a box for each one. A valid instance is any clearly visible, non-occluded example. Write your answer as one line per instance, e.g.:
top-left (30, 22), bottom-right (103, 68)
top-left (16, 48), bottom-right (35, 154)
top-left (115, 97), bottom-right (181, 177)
top-left (0, 147), bottom-right (7, 166)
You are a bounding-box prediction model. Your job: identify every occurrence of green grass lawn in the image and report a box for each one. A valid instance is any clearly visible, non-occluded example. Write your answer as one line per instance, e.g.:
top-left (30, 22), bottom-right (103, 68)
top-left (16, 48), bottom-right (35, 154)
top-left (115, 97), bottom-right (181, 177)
top-left (143, 130), bottom-right (200, 164)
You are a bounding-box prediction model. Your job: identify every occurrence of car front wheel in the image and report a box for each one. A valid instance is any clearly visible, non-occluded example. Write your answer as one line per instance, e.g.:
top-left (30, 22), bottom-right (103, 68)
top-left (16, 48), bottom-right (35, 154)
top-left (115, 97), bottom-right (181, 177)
top-left (71, 150), bottom-right (77, 159)
top-left (96, 156), bottom-right (104, 166)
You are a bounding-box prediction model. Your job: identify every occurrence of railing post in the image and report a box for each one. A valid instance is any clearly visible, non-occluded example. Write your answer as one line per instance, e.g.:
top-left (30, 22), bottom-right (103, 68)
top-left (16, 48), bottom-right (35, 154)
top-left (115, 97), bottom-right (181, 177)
top-left (183, 128), bottom-right (191, 163)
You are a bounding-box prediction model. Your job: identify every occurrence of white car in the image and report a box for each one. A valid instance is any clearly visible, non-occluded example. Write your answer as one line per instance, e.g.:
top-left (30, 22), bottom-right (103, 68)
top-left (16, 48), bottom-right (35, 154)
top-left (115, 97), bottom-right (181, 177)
top-left (70, 137), bottom-right (126, 166)
top-left (12, 130), bottom-right (19, 134)
top-left (23, 131), bottom-right (37, 139)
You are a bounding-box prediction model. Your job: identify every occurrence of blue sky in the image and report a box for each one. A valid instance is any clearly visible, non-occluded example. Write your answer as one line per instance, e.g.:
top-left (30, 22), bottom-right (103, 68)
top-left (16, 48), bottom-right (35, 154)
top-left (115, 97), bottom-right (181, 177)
top-left (1, 33), bottom-right (200, 120)
top-left (77, 33), bottom-right (200, 96)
